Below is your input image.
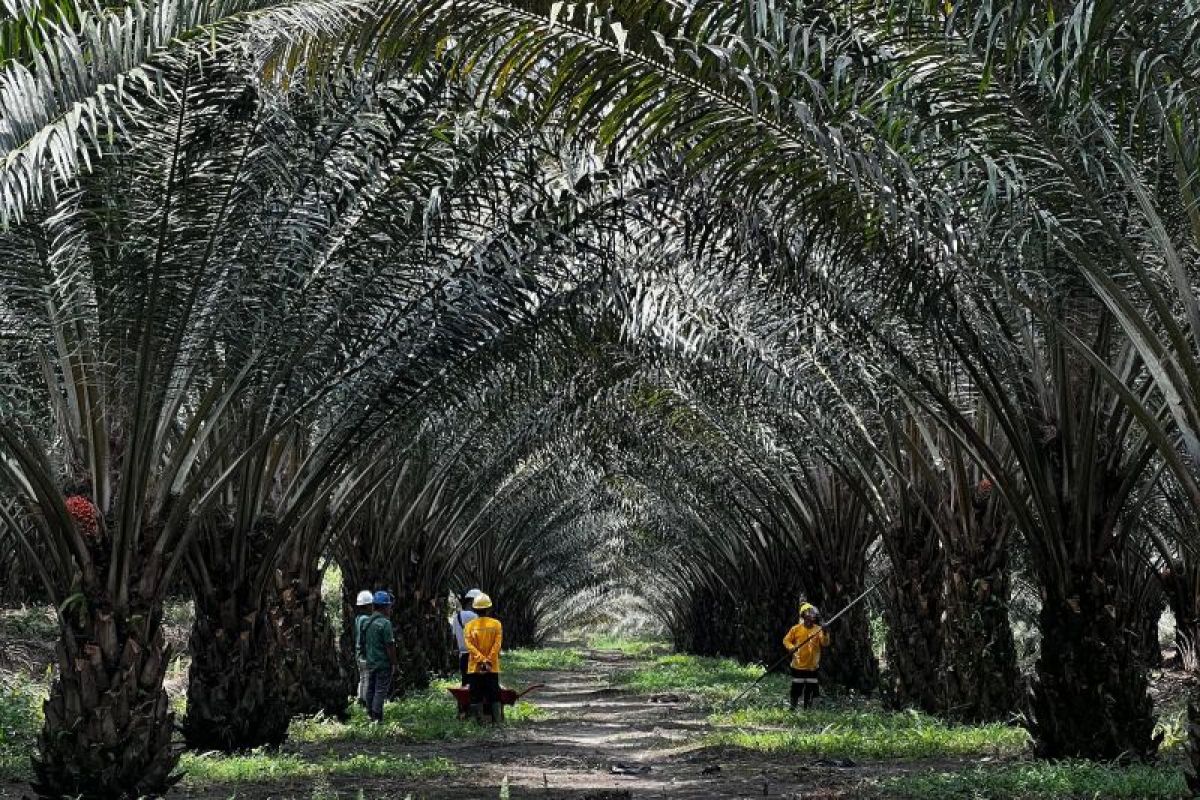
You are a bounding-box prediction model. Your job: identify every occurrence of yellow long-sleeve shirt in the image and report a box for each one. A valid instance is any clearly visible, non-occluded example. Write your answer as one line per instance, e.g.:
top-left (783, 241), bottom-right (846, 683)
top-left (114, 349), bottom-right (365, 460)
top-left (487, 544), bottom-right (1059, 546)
top-left (783, 622), bottom-right (830, 670)
top-left (464, 616), bottom-right (503, 674)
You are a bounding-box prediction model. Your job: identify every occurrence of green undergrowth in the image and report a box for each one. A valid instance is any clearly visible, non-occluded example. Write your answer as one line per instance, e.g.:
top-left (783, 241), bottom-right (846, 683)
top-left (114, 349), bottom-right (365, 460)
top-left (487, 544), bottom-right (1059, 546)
top-left (0, 606), bottom-right (58, 640)
top-left (290, 679), bottom-right (546, 745)
top-left (613, 653), bottom-right (786, 706)
top-left (504, 647), bottom-right (583, 675)
top-left (2, 600), bottom-right (192, 640)
top-left (0, 676), bottom-right (43, 781)
top-left (181, 750), bottom-right (455, 785)
top-left (1154, 706), bottom-right (1189, 752)
top-left (873, 761), bottom-right (1188, 799)
top-left (587, 635), bottom-right (668, 657)
top-left (711, 704), bottom-right (1029, 759)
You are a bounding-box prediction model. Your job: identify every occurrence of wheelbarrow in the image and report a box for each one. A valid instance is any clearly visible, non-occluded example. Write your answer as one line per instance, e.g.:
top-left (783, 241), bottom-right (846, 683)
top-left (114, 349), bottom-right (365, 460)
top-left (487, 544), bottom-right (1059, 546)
top-left (447, 683), bottom-right (544, 721)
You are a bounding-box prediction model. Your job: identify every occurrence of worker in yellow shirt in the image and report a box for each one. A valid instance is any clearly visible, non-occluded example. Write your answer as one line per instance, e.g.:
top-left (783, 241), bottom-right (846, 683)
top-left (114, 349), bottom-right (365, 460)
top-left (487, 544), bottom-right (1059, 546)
top-left (464, 592), bottom-right (503, 723)
top-left (783, 602), bottom-right (830, 710)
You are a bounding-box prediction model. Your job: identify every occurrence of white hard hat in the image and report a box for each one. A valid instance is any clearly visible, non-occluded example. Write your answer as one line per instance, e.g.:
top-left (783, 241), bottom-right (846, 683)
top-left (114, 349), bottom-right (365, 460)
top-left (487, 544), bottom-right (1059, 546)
top-left (465, 588), bottom-right (483, 599)
top-left (355, 590), bottom-right (374, 606)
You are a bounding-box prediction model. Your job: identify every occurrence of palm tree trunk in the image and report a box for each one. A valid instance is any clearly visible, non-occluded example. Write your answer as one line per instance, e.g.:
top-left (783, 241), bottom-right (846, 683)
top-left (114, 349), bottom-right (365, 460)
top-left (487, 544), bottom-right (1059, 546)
top-left (182, 520), bottom-right (290, 752)
top-left (390, 581), bottom-right (446, 692)
top-left (182, 588), bottom-right (291, 751)
top-left (822, 594), bottom-right (879, 694)
top-left (940, 550), bottom-right (1019, 722)
top-left (759, 596), bottom-right (801, 669)
top-left (32, 595), bottom-right (178, 799)
top-left (930, 481), bottom-right (1021, 722)
top-left (673, 586), bottom-right (729, 657)
top-left (273, 553), bottom-right (349, 720)
top-left (882, 521), bottom-right (945, 713)
top-left (746, 559), bottom-right (807, 669)
top-left (1030, 555), bottom-right (1160, 760)
top-left (501, 597), bottom-right (541, 649)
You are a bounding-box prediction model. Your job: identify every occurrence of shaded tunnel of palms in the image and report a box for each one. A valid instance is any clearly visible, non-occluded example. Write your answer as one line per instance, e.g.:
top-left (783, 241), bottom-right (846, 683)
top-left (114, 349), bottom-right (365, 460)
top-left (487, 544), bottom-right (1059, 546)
top-left (2, 0), bottom-right (1200, 797)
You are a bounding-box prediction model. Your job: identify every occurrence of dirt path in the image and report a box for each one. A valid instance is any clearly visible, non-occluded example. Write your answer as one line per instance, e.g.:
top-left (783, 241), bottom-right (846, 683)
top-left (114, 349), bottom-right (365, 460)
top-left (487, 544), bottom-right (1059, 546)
top-left (308, 649), bottom-right (869, 800)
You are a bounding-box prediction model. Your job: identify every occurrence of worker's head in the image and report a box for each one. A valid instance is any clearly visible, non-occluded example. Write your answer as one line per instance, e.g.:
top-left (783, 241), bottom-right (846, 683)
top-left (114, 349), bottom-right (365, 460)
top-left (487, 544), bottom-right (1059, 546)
top-left (355, 590), bottom-right (374, 611)
top-left (472, 592), bottom-right (494, 617)
top-left (373, 590), bottom-right (394, 615)
top-left (799, 602), bottom-right (820, 623)
top-left (462, 588), bottom-right (482, 608)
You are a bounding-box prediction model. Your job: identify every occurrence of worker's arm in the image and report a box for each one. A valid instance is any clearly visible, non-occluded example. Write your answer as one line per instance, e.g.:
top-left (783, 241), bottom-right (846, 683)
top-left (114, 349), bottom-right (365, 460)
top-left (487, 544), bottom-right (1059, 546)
top-left (486, 624), bottom-right (503, 667)
top-left (382, 620), bottom-right (398, 667)
top-left (783, 626), bottom-right (798, 651)
top-left (466, 625), bottom-right (489, 665)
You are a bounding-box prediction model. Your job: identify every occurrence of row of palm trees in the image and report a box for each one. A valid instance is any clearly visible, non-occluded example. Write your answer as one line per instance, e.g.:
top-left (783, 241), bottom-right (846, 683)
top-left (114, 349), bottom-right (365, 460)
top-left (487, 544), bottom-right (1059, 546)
top-left (0, 30), bottom-right (647, 792)
top-left (3, 0), bottom-right (1200, 796)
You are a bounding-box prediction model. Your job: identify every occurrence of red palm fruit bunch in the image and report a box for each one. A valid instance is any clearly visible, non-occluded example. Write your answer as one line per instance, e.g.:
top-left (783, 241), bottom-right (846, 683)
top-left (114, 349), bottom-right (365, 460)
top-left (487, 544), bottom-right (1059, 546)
top-left (65, 495), bottom-right (100, 537)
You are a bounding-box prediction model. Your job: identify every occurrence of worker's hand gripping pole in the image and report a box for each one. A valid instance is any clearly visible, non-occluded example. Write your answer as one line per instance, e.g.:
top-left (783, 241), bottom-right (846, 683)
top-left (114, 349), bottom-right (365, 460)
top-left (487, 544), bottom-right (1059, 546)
top-left (727, 576), bottom-right (886, 706)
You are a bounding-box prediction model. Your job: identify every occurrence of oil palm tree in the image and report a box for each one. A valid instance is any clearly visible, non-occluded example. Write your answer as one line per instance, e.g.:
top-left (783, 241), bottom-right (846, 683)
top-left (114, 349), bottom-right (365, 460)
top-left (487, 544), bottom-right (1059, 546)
top-left (5, 0), bottom-right (1200, 786)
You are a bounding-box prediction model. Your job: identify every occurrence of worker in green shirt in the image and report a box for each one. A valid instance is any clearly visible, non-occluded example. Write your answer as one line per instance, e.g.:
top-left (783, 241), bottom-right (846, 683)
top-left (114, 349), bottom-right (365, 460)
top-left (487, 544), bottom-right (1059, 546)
top-left (361, 590), bottom-right (397, 722)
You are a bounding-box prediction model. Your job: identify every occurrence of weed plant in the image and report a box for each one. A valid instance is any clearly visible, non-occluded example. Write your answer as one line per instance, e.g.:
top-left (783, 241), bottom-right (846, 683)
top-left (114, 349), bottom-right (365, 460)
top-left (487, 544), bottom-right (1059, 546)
top-left (875, 761), bottom-right (1187, 799)
top-left (0, 676), bottom-right (43, 781)
top-left (1156, 711), bottom-right (1188, 752)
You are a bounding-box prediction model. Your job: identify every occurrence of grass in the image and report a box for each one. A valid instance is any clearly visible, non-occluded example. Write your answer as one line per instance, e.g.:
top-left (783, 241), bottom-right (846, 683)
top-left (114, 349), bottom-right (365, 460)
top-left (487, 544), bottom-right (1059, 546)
top-left (290, 678), bottom-right (547, 745)
top-left (874, 762), bottom-right (1188, 799)
top-left (612, 652), bottom-right (786, 706)
top-left (505, 647), bottom-right (583, 675)
top-left (613, 652), bottom-right (1029, 761)
top-left (710, 703), bottom-right (1028, 760)
top-left (0, 676), bottom-right (44, 781)
top-left (587, 634), bottom-right (668, 657)
top-left (181, 750), bottom-right (455, 785)
top-left (711, 722), bottom-right (1025, 760)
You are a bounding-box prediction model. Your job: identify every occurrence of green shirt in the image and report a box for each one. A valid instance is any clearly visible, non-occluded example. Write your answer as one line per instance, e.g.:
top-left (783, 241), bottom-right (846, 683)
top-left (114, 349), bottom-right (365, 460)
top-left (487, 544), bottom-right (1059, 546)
top-left (363, 612), bottom-right (395, 669)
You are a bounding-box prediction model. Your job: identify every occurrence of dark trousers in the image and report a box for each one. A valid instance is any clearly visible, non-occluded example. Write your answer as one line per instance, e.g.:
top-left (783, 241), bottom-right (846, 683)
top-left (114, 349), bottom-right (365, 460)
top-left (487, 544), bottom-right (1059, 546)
top-left (468, 671), bottom-right (501, 705)
top-left (367, 666), bottom-right (393, 721)
top-left (459, 653), bottom-right (470, 686)
top-left (790, 667), bottom-right (819, 709)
